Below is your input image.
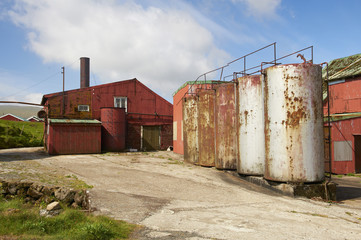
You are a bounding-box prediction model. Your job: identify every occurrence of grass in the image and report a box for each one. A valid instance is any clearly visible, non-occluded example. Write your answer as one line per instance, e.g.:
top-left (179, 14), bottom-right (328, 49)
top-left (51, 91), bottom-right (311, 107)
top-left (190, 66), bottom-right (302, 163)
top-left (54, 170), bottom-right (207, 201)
top-left (0, 119), bottom-right (43, 149)
top-left (0, 196), bottom-right (136, 239)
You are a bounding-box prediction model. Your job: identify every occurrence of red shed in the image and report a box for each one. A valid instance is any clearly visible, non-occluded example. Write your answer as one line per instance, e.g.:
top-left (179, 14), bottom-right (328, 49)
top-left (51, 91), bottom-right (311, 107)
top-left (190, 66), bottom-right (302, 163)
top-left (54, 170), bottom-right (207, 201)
top-left (323, 53), bottom-right (361, 174)
top-left (41, 58), bottom-right (173, 153)
top-left (47, 119), bottom-right (101, 155)
top-left (0, 113), bottom-right (25, 122)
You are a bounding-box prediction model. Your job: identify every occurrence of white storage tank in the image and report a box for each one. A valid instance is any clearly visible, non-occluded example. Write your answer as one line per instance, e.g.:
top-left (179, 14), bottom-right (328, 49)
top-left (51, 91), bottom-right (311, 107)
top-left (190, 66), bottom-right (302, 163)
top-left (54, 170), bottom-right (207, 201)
top-left (237, 75), bottom-right (265, 175)
top-left (264, 63), bottom-right (324, 182)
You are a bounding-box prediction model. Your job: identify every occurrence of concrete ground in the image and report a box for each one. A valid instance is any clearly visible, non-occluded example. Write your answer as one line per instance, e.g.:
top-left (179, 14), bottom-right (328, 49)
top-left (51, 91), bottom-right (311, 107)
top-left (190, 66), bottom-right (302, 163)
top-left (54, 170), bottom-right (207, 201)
top-left (1, 147), bottom-right (361, 240)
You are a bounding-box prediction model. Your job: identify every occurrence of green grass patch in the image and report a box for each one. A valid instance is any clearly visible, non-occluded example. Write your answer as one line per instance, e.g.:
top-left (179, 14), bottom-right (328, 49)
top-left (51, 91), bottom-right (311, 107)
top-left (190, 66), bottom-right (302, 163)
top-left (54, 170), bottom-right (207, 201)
top-left (0, 119), bottom-right (43, 149)
top-left (0, 196), bottom-right (135, 239)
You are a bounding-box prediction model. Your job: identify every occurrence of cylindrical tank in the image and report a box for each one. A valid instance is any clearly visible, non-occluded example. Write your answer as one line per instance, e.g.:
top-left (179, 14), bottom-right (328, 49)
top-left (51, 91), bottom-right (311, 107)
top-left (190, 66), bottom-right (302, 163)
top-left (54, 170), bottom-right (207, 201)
top-left (101, 107), bottom-right (126, 152)
top-left (215, 83), bottom-right (237, 170)
top-left (237, 75), bottom-right (265, 175)
top-left (197, 90), bottom-right (215, 167)
top-left (264, 64), bottom-right (324, 182)
top-left (183, 95), bottom-right (199, 164)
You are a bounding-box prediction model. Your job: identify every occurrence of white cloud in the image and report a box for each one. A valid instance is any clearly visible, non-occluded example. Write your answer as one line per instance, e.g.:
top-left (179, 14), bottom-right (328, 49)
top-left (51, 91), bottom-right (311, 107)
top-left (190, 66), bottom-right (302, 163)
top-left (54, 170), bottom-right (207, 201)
top-left (8, 0), bottom-right (230, 100)
top-left (232, 0), bottom-right (282, 18)
top-left (0, 69), bottom-right (43, 104)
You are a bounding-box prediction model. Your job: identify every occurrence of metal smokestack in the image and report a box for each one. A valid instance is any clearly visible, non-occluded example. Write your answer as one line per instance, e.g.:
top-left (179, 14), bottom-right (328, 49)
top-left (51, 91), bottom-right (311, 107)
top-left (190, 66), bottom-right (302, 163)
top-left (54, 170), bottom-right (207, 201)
top-left (80, 57), bottom-right (90, 88)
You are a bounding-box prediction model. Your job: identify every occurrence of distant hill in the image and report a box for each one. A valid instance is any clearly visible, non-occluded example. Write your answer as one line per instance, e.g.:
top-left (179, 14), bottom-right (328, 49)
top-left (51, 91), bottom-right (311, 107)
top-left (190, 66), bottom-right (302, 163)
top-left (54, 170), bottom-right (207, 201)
top-left (0, 105), bottom-right (43, 119)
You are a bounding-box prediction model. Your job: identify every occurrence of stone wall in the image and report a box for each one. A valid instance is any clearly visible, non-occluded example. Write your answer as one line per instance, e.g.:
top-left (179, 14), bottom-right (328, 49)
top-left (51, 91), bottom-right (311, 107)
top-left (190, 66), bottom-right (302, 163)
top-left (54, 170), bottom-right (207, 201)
top-left (0, 180), bottom-right (89, 209)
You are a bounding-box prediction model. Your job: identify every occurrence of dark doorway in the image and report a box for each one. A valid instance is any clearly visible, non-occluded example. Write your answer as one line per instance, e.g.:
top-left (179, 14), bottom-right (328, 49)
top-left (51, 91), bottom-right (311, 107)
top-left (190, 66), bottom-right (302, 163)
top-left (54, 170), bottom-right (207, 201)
top-left (142, 126), bottom-right (160, 151)
top-left (354, 135), bottom-right (361, 173)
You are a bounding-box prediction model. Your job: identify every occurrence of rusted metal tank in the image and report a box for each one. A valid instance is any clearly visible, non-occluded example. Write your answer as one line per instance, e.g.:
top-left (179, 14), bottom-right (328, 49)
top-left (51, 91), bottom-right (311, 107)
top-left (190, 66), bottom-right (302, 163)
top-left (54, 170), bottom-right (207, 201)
top-left (237, 75), bottom-right (265, 175)
top-left (215, 83), bottom-right (237, 169)
top-left (198, 90), bottom-right (216, 167)
top-left (101, 107), bottom-right (126, 152)
top-left (183, 95), bottom-right (199, 164)
top-left (264, 64), bottom-right (324, 182)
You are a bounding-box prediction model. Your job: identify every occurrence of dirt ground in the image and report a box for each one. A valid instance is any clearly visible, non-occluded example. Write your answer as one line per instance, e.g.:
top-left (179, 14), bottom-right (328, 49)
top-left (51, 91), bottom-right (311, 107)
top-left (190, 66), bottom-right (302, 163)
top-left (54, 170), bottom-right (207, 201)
top-left (1, 147), bottom-right (361, 240)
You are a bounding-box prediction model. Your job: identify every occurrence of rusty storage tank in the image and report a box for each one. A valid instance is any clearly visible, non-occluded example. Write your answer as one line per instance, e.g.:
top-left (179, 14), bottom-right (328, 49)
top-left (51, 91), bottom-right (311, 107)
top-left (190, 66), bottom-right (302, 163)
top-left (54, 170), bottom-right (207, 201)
top-left (215, 83), bottom-right (237, 170)
top-left (101, 107), bottom-right (126, 152)
top-left (238, 75), bottom-right (265, 175)
top-left (183, 95), bottom-right (199, 164)
top-left (264, 64), bottom-right (324, 182)
top-left (197, 90), bottom-right (215, 167)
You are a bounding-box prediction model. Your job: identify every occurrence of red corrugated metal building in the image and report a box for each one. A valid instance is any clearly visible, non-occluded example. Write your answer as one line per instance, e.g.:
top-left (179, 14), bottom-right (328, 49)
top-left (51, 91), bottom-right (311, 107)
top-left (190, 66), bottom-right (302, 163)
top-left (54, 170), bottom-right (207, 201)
top-left (323, 53), bottom-right (361, 174)
top-left (172, 81), bottom-right (215, 155)
top-left (42, 58), bottom-right (173, 154)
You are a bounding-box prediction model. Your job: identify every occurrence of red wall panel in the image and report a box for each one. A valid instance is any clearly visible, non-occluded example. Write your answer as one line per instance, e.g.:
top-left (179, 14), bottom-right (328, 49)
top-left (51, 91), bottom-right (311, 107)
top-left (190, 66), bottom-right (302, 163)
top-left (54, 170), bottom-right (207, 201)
top-left (329, 117), bottom-right (361, 174)
top-left (48, 124), bottom-right (101, 155)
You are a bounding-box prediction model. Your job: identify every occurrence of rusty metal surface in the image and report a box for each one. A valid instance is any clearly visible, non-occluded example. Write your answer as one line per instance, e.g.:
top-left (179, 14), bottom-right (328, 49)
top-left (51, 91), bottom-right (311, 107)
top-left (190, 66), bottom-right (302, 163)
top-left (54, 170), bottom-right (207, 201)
top-left (197, 90), bottom-right (215, 167)
top-left (215, 83), bottom-right (237, 169)
top-left (80, 57), bottom-right (90, 88)
top-left (101, 107), bottom-right (126, 152)
top-left (237, 75), bottom-right (265, 175)
top-left (183, 96), bottom-right (198, 164)
top-left (264, 64), bottom-right (324, 182)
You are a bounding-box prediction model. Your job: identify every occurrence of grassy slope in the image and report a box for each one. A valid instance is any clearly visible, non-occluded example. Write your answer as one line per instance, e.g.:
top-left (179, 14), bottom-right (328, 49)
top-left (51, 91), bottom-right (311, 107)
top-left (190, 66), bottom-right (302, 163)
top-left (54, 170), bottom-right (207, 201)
top-left (0, 120), bottom-right (44, 149)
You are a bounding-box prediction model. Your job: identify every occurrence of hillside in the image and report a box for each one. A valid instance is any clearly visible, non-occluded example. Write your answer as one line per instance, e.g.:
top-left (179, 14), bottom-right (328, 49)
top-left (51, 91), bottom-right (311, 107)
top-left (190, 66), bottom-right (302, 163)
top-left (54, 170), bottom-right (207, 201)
top-left (0, 104), bottom-right (43, 119)
top-left (0, 119), bottom-right (43, 149)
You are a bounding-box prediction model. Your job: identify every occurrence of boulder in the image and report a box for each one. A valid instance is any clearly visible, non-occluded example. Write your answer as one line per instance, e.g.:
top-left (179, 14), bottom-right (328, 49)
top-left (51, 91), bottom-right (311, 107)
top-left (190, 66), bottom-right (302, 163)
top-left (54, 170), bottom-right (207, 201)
top-left (27, 187), bottom-right (43, 200)
top-left (54, 187), bottom-right (75, 205)
top-left (47, 201), bottom-right (62, 211)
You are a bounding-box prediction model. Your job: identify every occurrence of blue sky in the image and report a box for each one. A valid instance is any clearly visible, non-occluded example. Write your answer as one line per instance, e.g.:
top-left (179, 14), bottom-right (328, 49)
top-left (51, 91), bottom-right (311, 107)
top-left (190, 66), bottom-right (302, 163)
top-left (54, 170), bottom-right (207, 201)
top-left (0, 0), bottom-right (360, 104)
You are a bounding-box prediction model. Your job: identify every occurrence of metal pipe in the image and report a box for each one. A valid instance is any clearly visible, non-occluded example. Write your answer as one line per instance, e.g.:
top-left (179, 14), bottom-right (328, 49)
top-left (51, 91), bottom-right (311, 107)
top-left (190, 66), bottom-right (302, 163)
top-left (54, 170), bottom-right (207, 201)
top-left (228, 42), bottom-right (276, 64)
top-left (126, 112), bottom-right (172, 117)
top-left (0, 101), bottom-right (42, 106)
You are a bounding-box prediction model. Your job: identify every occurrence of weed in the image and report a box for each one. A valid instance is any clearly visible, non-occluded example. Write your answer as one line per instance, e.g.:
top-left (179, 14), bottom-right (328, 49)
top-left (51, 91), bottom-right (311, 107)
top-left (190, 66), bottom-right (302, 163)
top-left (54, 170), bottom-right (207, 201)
top-left (346, 212), bottom-right (353, 216)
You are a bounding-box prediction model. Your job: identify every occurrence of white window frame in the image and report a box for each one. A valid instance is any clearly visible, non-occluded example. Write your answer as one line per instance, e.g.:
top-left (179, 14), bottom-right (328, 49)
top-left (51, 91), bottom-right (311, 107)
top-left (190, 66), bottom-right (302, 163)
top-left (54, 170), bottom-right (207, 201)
top-left (78, 105), bottom-right (89, 112)
top-left (114, 97), bottom-right (127, 112)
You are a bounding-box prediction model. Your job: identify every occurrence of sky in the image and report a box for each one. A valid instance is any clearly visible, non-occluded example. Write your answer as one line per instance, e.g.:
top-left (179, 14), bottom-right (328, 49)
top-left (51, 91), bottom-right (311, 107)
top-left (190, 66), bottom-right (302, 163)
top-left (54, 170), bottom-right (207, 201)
top-left (0, 0), bottom-right (360, 104)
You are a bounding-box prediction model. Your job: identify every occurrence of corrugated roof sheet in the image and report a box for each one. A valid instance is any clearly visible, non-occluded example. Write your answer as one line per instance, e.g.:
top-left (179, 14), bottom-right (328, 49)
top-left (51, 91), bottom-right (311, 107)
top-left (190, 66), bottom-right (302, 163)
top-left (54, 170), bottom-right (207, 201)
top-left (322, 53), bottom-right (361, 101)
top-left (49, 119), bottom-right (101, 124)
top-left (322, 53), bottom-right (361, 81)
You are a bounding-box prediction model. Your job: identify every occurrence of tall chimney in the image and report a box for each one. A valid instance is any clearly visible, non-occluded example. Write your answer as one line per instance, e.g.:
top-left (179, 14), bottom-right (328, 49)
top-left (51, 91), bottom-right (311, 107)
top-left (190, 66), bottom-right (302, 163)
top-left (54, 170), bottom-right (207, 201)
top-left (80, 57), bottom-right (90, 88)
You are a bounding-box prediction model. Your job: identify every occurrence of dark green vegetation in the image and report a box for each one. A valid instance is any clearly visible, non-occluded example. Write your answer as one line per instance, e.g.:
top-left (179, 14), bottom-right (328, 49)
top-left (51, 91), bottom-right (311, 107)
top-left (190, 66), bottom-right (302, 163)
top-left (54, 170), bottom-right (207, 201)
top-left (0, 120), bottom-right (43, 149)
top-left (0, 196), bottom-right (136, 240)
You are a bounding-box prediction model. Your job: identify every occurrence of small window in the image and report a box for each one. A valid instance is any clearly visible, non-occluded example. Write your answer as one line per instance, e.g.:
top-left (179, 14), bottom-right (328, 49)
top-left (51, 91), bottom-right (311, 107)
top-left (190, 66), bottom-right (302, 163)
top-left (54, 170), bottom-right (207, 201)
top-left (78, 105), bottom-right (89, 112)
top-left (114, 97), bottom-right (127, 112)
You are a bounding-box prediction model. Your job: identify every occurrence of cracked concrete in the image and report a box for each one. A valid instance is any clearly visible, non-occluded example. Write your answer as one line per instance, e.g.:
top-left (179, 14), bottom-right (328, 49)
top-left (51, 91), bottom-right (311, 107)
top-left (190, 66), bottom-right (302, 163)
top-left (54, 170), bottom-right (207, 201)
top-left (1, 147), bottom-right (361, 239)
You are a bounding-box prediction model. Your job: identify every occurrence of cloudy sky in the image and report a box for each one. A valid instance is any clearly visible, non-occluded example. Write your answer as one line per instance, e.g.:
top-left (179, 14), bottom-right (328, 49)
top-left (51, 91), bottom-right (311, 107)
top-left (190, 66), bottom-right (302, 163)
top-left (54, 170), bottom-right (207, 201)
top-left (0, 0), bottom-right (360, 104)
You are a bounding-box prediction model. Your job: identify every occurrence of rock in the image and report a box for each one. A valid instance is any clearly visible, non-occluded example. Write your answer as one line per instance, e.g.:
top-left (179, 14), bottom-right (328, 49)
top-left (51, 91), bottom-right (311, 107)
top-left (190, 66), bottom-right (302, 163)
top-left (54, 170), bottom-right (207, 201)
top-left (47, 201), bottom-right (62, 211)
top-left (27, 187), bottom-right (43, 200)
top-left (54, 188), bottom-right (75, 205)
top-left (48, 209), bottom-right (62, 217)
top-left (39, 209), bottom-right (48, 217)
top-left (41, 186), bottom-right (54, 196)
top-left (8, 182), bottom-right (18, 195)
top-left (71, 202), bottom-right (79, 209)
top-left (74, 191), bottom-right (85, 206)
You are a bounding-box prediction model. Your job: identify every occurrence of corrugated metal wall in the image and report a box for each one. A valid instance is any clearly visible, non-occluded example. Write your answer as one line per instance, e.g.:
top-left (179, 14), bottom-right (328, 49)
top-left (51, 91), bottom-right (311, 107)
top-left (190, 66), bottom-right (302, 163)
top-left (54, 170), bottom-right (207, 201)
top-left (47, 122), bottom-right (101, 155)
